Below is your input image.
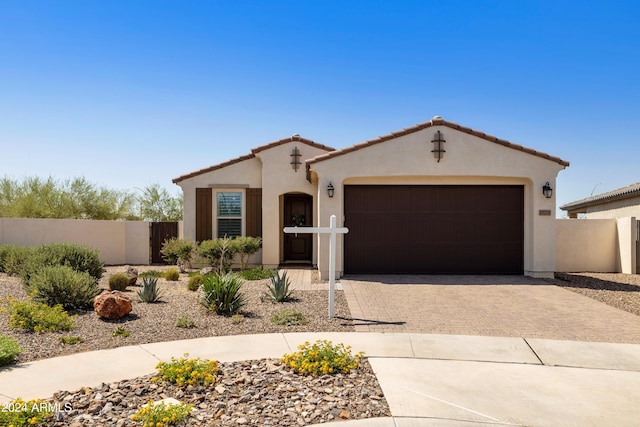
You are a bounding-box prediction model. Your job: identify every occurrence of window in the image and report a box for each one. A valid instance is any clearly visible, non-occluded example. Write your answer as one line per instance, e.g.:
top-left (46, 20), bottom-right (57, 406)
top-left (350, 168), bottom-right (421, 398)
top-left (217, 192), bottom-right (242, 238)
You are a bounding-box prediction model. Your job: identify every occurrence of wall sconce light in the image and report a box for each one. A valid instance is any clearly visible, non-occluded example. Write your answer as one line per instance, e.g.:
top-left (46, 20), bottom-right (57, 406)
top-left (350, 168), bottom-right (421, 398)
top-left (327, 182), bottom-right (335, 198)
top-left (431, 130), bottom-right (446, 162)
top-left (290, 146), bottom-right (301, 171)
top-left (542, 181), bottom-right (553, 198)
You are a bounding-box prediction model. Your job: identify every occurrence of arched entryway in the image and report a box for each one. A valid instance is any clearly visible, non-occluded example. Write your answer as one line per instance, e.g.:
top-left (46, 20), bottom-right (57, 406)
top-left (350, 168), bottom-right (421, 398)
top-left (282, 193), bottom-right (313, 262)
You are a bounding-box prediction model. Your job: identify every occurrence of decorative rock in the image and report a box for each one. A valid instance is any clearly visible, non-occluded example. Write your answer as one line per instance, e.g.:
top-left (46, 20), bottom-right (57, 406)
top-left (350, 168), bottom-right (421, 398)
top-left (200, 267), bottom-right (215, 276)
top-left (125, 267), bottom-right (138, 285)
top-left (94, 291), bottom-right (132, 319)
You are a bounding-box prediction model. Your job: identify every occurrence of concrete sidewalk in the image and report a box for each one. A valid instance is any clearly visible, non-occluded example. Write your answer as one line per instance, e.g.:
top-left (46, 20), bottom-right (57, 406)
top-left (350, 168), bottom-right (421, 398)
top-left (3, 332), bottom-right (640, 426)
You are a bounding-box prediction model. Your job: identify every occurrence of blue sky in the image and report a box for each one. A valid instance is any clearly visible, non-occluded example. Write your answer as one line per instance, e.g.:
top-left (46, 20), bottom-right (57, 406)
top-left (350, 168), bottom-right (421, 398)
top-left (1, 1), bottom-right (638, 216)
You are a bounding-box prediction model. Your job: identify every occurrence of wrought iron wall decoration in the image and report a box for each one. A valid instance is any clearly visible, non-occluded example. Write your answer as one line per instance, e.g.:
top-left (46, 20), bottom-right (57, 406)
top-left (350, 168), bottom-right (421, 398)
top-left (431, 130), bottom-right (446, 162)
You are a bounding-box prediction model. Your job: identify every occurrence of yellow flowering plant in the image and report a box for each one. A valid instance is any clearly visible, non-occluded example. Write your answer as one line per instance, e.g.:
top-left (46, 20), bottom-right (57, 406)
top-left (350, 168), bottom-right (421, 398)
top-left (0, 397), bottom-right (53, 426)
top-left (131, 400), bottom-right (192, 427)
top-left (153, 354), bottom-right (218, 387)
top-left (5, 298), bottom-right (76, 333)
top-left (281, 340), bottom-right (365, 376)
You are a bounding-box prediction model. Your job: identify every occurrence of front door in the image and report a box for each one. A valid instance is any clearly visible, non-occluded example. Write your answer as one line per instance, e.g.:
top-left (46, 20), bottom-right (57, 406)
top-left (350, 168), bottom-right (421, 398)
top-left (283, 194), bottom-right (312, 262)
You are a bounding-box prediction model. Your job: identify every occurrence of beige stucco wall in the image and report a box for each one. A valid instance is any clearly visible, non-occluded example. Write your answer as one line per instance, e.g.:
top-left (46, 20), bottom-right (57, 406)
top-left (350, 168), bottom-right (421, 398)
top-left (584, 197), bottom-right (640, 219)
top-left (556, 219), bottom-right (617, 272)
top-left (0, 218), bottom-right (151, 265)
top-left (616, 217), bottom-right (637, 274)
top-left (254, 142), bottom-right (332, 268)
top-left (310, 125), bottom-right (566, 279)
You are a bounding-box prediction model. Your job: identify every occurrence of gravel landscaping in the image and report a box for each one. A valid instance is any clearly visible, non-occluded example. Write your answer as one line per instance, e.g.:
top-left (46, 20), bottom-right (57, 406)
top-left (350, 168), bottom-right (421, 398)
top-left (0, 266), bottom-right (393, 426)
top-left (553, 272), bottom-right (640, 316)
top-left (0, 266), bottom-right (354, 364)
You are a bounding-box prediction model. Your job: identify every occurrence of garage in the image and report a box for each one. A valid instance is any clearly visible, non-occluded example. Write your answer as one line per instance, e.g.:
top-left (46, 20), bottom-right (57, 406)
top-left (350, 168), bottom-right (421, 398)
top-left (344, 185), bottom-right (524, 274)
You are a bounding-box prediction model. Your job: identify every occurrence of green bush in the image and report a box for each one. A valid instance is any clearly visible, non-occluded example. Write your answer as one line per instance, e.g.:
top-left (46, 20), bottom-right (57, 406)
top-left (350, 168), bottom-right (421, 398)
top-left (138, 277), bottom-right (162, 303)
top-left (270, 308), bottom-right (307, 326)
top-left (160, 238), bottom-right (197, 269)
top-left (187, 274), bottom-right (203, 291)
top-left (20, 243), bottom-right (104, 285)
top-left (198, 237), bottom-right (238, 272)
top-left (200, 273), bottom-right (246, 315)
top-left (0, 397), bottom-right (53, 426)
top-left (26, 265), bottom-right (100, 310)
top-left (164, 268), bottom-right (180, 281)
top-left (266, 270), bottom-right (293, 302)
top-left (239, 266), bottom-right (275, 281)
top-left (140, 270), bottom-right (164, 279)
top-left (282, 340), bottom-right (364, 376)
top-left (6, 298), bottom-right (76, 333)
top-left (175, 316), bottom-right (196, 328)
top-left (0, 335), bottom-right (21, 366)
top-left (0, 245), bottom-right (31, 276)
top-left (59, 335), bottom-right (84, 345)
top-left (108, 272), bottom-right (130, 291)
top-left (234, 236), bottom-right (262, 269)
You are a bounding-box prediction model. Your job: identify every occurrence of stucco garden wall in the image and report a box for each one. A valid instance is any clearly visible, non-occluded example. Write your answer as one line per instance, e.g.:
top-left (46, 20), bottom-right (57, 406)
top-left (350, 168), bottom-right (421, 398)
top-left (556, 217), bottom-right (637, 274)
top-left (0, 218), bottom-right (151, 265)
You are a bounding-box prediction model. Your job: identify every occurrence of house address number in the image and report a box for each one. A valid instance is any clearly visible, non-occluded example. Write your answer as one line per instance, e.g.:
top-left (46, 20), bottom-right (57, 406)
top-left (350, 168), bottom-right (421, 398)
top-left (539, 210), bottom-right (551, 216)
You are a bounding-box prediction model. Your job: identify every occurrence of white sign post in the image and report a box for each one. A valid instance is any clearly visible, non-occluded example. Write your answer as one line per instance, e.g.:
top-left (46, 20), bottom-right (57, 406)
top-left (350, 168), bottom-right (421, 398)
top-left (284, 214), bottom-right (348, 318)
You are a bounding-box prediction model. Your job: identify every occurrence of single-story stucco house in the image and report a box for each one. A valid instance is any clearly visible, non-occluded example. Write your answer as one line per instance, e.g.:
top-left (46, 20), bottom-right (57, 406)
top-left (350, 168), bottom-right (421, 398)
top-left (560, 182), bottom-right (640, 219)
top-left (173, 116), bottom-right (569, 279)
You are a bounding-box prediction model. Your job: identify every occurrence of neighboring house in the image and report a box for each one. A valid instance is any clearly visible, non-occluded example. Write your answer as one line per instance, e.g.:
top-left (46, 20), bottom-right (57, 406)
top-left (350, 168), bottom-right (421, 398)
top-left (560, 182), bottom-right (640, 219)
top-left (173, 116), bottom-right (569, 279)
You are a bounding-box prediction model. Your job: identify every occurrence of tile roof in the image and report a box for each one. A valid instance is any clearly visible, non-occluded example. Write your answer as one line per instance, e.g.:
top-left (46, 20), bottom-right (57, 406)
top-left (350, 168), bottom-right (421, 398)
top-left (172, 135), bottom-right (334, 183)
top-left (305, 116), bottom-right (570, 167)
top-left (560, 181), bottom-right (640, 212)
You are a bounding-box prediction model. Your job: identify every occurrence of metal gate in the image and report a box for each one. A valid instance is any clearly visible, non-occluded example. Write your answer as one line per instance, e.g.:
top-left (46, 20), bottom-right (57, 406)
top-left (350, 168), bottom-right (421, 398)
top-left (150, 222), bottom-right (179, 264)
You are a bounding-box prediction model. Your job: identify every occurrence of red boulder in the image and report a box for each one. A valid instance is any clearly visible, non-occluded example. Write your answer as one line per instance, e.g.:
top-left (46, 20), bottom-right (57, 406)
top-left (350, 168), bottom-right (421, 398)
top-left (94, 291), bottom-right (132, 320)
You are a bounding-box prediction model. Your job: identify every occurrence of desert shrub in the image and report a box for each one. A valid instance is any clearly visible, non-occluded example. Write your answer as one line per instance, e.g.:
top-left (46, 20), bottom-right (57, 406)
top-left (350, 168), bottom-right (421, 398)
top-left (231, 314), bottom-right (245, 324)
top-left (0, 335), bottom-right (21, 366)
top-left (266, 270), bottom-right (293, 303)
top-left (27, 265), bottom-right (100, 310)
top-left (6, 298), bottom-right (76, 333)
top-left (160, 238), bottom-right (197, 270)
top-left (131, 399), bottom-right (193, 426)
top-left (282, 340), bottom-right (364, 376)
top-left (187, 274), bottom-right (203, 291)
top-left (20, 243), bottom-right (104, 285)
top-left (153, 354), bottom-right (218, 387)
top-left (200, 272), bottom-right (246, 315)
top-left (0, 244), bottom-right (31, 276)
top-left (59, 335), bottom-right (84, 345)
top-left (138, 277), bottom-right (162, 303)
top-left (198, 237), bottom-right (238, 273)
top-left (234, 236), bottom-right (262, 269)
top-left (113, 326), bottom-right (130, 337)
top-left (239, 266), bottom-right (275, 281)
top-left (270, 308), bottom-right (307, 326)
top-left (140, 270), bottom-right (164, 279)
top-left (164, 268), bottom-right (180, 281)
top-left (175, 316), bottom-right (196, 328)
top-left (0, 397), bottom-right (53, 426)
top-left (108, 272), bottom-right (130, 291)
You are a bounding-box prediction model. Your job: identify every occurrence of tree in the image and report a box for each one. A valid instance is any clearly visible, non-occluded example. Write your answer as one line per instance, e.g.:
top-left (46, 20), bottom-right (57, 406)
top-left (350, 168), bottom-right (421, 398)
top-left (136, 183), bottom-right (183, 222)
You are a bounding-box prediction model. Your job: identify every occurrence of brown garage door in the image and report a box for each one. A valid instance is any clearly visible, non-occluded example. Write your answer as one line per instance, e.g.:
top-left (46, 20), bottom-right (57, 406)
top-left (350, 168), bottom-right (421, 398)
top-left (344, 185), bottom-right (524, 274)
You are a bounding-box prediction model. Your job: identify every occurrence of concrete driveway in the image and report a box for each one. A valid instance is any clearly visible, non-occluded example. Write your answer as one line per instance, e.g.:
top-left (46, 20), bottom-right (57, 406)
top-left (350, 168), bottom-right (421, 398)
top-left (341, 275), bottom-right (640, 344)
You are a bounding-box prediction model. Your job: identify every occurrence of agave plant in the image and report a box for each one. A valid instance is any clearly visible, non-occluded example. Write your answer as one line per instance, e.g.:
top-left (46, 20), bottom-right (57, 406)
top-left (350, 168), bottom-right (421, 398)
top-left (200, 272), bottom-right (246, 315)
top-left (266, 270), bottom-right (293, 303)
top-left (137, 277), bottom-right (162, 303)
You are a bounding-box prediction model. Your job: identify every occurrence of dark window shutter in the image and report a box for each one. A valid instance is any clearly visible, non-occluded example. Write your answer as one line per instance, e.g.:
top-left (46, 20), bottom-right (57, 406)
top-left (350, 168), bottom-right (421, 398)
top-left (195, 188), bottom-right (212, 242)
top-left (246, 188), bottom-right (262, 238)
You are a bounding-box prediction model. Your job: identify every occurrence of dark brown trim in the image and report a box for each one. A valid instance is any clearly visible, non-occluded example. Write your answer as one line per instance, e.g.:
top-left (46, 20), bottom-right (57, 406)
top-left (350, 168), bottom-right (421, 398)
top-left (195, 188), bottom-right (212, 242)
top-left (245, 188), bottom-right (262, 238)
